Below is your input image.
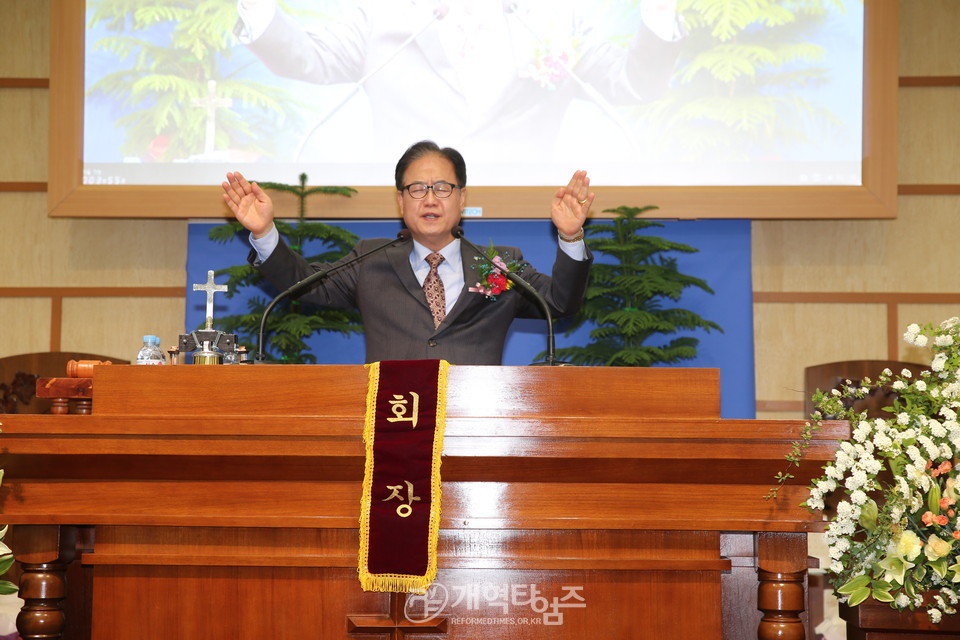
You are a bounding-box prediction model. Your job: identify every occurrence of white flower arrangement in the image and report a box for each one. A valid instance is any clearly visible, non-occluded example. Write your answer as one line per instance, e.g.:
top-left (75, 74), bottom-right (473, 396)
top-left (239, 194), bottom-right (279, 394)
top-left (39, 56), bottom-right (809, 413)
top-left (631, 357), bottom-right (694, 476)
top-left (771, 317), bottom-right (960, 623)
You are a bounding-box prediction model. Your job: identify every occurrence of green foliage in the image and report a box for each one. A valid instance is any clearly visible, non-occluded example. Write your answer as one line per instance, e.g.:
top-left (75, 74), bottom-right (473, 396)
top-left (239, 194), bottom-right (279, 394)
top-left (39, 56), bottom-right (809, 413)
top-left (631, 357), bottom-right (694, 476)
top-left (633, 0), bottom-right (850, 161)
top-left (0, 471), bottom-right (16, 595)
top-left (546, 206), bottom-right (721, 366)
top-left (209, 174), bottom-right (361, 364)
top-left (87, 0), bottom-right (307, 161)
top-left (0, 528), bottom-right (14, 596)
top-left (771, 319), bottom-right (960, 621)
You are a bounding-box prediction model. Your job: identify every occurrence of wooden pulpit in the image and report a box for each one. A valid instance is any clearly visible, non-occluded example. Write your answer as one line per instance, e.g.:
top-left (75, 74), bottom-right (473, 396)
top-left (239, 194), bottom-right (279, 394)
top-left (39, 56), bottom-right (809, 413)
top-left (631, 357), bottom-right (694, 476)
top-left (0, 365), bottom-right (843, 639)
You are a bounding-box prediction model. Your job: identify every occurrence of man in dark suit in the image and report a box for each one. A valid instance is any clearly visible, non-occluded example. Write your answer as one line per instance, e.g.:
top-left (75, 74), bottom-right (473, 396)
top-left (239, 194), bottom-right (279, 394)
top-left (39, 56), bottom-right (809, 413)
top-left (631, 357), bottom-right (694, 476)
top-left (221, 140), bottom-right (593, 365)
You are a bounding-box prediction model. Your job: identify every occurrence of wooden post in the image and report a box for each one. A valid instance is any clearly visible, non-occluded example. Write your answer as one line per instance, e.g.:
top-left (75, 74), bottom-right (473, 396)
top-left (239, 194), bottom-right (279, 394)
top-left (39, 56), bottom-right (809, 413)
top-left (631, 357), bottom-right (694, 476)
top-left (12, 525), bottom-right (81, 640)
top-left (757, 532), bottom-right (808, 640)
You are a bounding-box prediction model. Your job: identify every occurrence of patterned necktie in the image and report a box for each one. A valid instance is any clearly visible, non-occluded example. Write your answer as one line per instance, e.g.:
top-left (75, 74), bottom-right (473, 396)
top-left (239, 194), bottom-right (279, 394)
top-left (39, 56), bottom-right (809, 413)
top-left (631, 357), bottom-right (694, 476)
top-left (423, 252), bottom-right (446, 328)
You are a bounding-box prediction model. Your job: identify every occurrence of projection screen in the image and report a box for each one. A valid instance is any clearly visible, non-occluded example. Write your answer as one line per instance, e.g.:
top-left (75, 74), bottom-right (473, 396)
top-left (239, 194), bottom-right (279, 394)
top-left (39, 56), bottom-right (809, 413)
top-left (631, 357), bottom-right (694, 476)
top-left (49, 0), bottom-right (896, 220)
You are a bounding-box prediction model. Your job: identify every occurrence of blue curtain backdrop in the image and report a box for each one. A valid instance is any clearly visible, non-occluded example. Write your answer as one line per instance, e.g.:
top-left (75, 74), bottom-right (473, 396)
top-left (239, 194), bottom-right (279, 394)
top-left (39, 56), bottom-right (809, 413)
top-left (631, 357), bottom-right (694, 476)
top-left (186, 219), bottom-right (754, 418)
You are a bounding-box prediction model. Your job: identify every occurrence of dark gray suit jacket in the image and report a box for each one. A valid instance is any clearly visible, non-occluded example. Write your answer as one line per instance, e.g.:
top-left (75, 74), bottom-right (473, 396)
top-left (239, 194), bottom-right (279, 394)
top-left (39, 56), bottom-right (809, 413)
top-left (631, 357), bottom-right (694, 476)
top-left (253, 236), bottom-right (592, 365)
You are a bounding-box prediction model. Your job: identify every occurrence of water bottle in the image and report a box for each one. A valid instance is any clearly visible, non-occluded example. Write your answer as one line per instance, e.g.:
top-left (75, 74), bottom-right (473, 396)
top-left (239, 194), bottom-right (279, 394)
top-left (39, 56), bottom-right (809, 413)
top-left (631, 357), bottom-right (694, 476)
top-left (136, 335), bottom-right (166, 365)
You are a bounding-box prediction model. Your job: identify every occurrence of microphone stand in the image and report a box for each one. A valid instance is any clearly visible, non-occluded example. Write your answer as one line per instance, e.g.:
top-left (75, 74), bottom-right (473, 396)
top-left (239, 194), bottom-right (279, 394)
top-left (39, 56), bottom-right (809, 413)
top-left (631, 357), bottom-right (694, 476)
top-left (454, 228), bottom-right (569, 366)
top-left (254, 230), bottom-right (411, 363)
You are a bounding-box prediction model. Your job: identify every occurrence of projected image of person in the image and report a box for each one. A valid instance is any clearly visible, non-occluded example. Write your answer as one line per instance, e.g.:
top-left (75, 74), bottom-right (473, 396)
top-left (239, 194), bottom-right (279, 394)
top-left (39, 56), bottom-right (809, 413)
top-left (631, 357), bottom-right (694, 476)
top-left (220, 140), bottom-right (594, 365)
top-left (233, 0), bottom-right (684, 163)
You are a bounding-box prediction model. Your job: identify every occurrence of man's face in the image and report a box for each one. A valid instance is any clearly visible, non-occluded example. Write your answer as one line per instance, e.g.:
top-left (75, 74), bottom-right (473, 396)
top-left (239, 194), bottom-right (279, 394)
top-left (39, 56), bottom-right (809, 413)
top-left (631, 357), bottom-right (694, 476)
top-left (396, 153), bottom-right (465, 252)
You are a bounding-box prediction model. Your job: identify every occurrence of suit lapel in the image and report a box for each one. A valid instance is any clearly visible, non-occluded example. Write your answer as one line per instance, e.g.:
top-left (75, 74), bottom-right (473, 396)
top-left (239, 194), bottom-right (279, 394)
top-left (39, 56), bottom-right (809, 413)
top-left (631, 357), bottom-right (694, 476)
top-left (440, 239), bottom-right (485, 328)
top-left (387, 242), bottom-right (429, 313)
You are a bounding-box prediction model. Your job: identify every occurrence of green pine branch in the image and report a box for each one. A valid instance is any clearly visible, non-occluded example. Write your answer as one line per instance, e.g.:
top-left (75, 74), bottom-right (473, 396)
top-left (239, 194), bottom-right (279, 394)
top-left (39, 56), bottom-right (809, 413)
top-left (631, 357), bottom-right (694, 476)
top-left (629, 0), bottom-right (849, 162)
top-left (538, 206), bottom-right (722, 367)
top-left (87, 0), bottom-right (308, 161)
top-left (208, 174), bottom-right (361, 363)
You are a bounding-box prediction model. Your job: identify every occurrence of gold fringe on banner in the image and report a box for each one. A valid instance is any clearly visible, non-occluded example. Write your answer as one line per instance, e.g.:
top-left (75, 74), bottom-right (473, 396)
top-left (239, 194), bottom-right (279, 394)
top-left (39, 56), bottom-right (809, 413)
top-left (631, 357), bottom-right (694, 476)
top-left (358, 360), bottom-right (448, 593)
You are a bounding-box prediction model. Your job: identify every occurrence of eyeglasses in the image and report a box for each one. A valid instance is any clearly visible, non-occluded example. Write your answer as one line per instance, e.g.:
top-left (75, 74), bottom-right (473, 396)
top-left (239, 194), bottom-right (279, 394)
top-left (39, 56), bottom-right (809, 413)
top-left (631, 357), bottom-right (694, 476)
top-left (402, 181), bottom-right (460, 199)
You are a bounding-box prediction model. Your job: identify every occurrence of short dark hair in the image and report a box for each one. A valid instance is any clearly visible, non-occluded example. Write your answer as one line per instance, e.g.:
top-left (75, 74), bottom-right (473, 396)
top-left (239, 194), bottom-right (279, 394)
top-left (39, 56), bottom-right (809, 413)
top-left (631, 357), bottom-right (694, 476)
top-left (394, 140), bottom-right (467, 191)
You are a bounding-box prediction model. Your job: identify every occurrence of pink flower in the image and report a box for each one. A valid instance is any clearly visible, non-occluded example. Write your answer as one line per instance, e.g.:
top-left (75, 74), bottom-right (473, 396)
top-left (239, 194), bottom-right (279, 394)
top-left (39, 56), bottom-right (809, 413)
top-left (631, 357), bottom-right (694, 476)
top-left (470, 249), bottom-right (522, 300)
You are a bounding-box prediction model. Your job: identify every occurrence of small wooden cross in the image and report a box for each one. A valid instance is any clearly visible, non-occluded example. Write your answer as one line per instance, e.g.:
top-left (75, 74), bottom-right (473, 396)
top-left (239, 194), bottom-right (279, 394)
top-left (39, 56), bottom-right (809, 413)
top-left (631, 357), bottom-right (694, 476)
top-left (193, 270), bottom-right (228, 330)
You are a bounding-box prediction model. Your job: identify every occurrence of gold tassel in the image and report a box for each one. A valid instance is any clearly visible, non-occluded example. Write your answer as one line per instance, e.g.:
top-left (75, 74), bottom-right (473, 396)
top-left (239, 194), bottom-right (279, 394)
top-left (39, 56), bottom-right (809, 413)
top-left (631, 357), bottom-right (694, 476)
top-left (357, 362), bottom-right (380, 587)
top-left (423, 360), bottom-right (449, 588)
top-left (357, 360), bottom-right (448, 594)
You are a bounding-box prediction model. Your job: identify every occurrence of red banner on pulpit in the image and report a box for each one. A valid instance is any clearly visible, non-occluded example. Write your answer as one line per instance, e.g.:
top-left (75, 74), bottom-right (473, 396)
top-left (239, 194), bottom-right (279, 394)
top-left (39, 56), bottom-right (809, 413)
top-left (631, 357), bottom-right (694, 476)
top-left (358, 359), bottom-right (448, 593)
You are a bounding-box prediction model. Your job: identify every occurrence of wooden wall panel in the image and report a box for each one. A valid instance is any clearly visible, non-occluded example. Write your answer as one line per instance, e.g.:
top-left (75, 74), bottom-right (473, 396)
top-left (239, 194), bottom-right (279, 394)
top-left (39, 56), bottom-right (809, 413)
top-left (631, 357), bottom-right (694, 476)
top-left (0, 0), bottom-right (49, 77)
top-left (60, 218), bottom-right (188, 287)
top-left (898, 193), bottom-right (960, 223)
top-left (0, 299), bottom-right (51, 356)
top-left (900, 0), bottom-right (960, 76)
top-left (753, 196), bottom-right (960, 293)
top-left (752, 218), bottom-right (890, 292)
top-left (753, 302), bottom-right (887, 419)
top-left (0, 161), bottom-right (185, 363)
top-left (899, 88), bottom-right (960, 184)
top-left (0, 194), bottom-right (52, 284)
top-left (0, 193), bottom-right (186, 288)
top-left (0, 91), bottom-right (47, 181)
top-left (61, 297), bottom-right (185, 361)
top-left (752, 195), bottom-right (960, 417)
top-left (753, 2), bottom-right (960, 421)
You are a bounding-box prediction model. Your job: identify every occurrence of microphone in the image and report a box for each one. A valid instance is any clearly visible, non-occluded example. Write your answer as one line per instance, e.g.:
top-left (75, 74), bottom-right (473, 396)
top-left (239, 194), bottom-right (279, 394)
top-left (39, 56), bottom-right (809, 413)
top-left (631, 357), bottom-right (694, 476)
top-left (453, 227), bottom-right (569, 366)
top-left (254, 230), bottom-right (412, 362)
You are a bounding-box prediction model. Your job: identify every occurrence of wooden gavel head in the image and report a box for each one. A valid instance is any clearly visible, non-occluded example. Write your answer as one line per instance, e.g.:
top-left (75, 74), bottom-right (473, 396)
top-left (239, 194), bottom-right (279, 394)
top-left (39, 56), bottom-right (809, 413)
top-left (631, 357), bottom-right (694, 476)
top-left (66, 359), bottom-right (113, 378)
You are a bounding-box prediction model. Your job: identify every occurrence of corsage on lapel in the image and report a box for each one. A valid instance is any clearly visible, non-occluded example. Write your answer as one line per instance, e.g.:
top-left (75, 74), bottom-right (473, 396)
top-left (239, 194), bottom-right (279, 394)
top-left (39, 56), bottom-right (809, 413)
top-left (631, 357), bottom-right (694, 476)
top-left (468, 244), bottom-right (525, 301)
